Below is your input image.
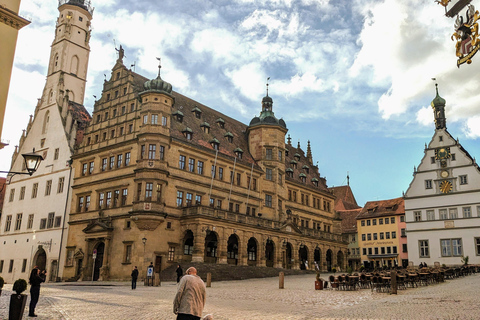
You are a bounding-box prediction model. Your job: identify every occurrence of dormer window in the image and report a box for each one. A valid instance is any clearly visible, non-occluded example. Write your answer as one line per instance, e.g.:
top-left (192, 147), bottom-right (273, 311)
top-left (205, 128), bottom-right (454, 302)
top-left (286, 168), bottom-right (293, 178)
top-left (285, 149), bottom-right (289, 156)
top-left (234, 147), bottom-right (243, 159)
top-left (192, 106), bottom-right (202, 119)
top-left (302, 165), bottom-right (309, 173)
top-left (299, 173), bottom-right (306, 183)
top-left (201, 122), bottom-right (210, 134)
top-left (210, 138), bottom-right (220, 150)
top-left (224, 132), bottom-right (233, 143)
top-left (182, 127), bottom-right (193, 140)
top-left (311, 178), bottom-right (319, 187)
top-left (173, 110), bottom-right (184, 123)
top-left (290, 159), bottom-right (297, 169)
top-left (216, 118), bottom-right (225, 128)
top-left (294, 153), bottom-right (301, 161)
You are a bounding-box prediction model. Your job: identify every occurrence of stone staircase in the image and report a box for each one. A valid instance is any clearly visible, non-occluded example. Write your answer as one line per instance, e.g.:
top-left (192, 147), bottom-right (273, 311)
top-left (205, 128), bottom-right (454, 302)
top-left (160, 262), bottom-right (316, 282)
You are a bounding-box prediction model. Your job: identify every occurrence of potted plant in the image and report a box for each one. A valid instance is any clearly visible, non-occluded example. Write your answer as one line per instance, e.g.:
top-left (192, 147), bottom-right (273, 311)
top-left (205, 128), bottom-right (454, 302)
top-left (0, 276), bottom-right (4, 296)
top-left (314, 264), bottom-right (323, 290)
top-left (9, 278), bottom-right (28, 320)
top-left (332, 267), bottom-right (337, 275)
top-left (461, 255), bottom-right (469, 266)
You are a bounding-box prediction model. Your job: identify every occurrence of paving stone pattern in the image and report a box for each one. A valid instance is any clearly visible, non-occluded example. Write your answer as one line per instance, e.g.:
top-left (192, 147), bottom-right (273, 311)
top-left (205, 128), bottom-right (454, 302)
top-left (0, 273), bottom-right (479, 319)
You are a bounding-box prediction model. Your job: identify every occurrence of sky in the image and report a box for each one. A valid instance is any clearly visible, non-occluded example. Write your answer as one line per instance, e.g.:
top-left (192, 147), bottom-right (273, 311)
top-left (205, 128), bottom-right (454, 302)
top-left (3, 0), bottom-right (480, 206)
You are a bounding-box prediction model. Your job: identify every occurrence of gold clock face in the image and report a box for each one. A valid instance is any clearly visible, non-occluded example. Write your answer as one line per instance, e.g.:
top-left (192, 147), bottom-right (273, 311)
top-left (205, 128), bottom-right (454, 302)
top-left (441, 170), bottom-right (449, 178)
top-left (440, 180), bottom-right (453, 193)
top-left (435, 147), bottom-right (451, 160)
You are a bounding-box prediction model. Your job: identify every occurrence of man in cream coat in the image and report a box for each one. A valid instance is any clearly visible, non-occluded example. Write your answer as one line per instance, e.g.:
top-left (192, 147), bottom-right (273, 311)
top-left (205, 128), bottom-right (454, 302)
top-left (173, 267), bottom-right (207, 320)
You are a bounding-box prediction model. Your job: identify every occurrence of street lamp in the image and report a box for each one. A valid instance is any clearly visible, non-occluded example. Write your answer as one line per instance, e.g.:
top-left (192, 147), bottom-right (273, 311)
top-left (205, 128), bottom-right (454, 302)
top-left (142, 237), bottom-right (147, 246)
top-left (0, 149), bottom-right (44, 182)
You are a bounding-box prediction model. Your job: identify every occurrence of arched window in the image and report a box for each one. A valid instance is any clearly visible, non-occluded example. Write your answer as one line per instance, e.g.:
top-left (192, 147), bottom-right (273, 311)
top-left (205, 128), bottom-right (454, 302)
top-left (71, 55), bottom-right (79, 75)
top-left (42, 110), bottom-right (50, 134)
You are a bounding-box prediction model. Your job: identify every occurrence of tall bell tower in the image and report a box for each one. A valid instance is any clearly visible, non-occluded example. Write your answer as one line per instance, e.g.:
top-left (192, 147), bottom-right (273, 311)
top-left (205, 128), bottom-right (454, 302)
top-left (42, 0), bottom-right (93, 109)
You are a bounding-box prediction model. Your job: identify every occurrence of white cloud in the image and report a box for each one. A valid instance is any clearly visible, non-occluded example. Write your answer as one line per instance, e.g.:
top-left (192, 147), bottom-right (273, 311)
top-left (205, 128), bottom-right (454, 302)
top-left (464, 116), bottom-right (480, 138)
top-left (225, 63), bottom-right (266, 100)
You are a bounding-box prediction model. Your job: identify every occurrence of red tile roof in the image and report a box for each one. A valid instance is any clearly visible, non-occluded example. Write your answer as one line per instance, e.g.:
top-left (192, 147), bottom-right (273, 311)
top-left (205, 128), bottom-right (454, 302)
top-left (357, 197), bottom-right (405, 219)
top-left (329, 185), bottom-right (361, 210)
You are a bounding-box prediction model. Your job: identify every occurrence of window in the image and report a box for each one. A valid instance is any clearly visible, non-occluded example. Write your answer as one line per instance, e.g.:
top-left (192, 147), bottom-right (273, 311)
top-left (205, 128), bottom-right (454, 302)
top-left (122, 189), bottom-right (128, 206)
top-left (373, 233), bottom-right (378, 240)
top-left (361, 234), bottom-right (366, 241)
top-left (451, 153), bottom-right (456, 161)
top-left (374, 247), bottom-right (379, 255)
top-left (102, 158), bottom-right (107, 171)
top-left (391, 217), bottom-right (395, 224)
top-left (168, 247), bottom-right (175, 261)
top-left (125, 152), bottom-right (131, 166)
top-left (211, 165), bottom-right (216, 178)
top-left (89, 161), bottom-right (94, 174)
top-left (82, 163), bottom-right (88, 175)
top-left (362, 248), bottom-right (367, 255)
top-left (414, 211), bottom-right (421, 221)
top-left (278, 151), bottom-right (282, 161)
top-left (162, 116), bottom-right (167, 126)
top-left (54, 148), bottom-right (59, 160)
top-left (463, 207), bottom-right (472, 218)
top-left (366, 220), bottom-right (371, 226)
top-left (197, 161), bottom-right (204, 175)
top-left (367, 233), bottom-right (371, 241)
top-left (386, 232), bottom-right (390, 239)
top-left (176, 191), bottom-right (183, 207)
top-left (266, 168), bottom-right (272, 180)
top-left (85, 195), bottom-right (90, 211)
top-left (392, 231), bottom-right (396, 239)
top-left (372, 219), bottom-right (377, 226)
top-left (426, 210), bottom-right (435, 221)
top-left (401, 228), bottom-right (406, 237)
top-left (361, 220), bottom-right (365, 226)
top-left (148, 144), bottom-right (156, 160)
top-left (117, 154), bottom-right (123, 168)
top-left (78, 196), bottom-right (84, 212)
top-left (47, 212), bottom-right (55, 228)
top-left (45, 180), bottom-right (52, 196)
top-left (54, 216), bottom-right (61, 227)
top-left (265, 194), bottom-right (272, 207)
top-left (27, 214), bottom-right (34, 229)
top-left (385, 217), bottom-right (390, 224)
top-left (99, 192), bottom-right (105, 208)
top-left (475, 238), bottom-right (480, 255)
top-left (9, 189), bottom-right (14, 202)
top-left (431, 156), bottom-right (435, 164)
top-left (143, 115), bottom-right (148, 124)
top-left (195, 195), bottom-right (201, 205)
top-left (219, 167), bottom-right (224, 180)
top-left (380, 232), bottom-right (384, 240)
top-left (425, 180), bottom-right (432, 189)
top-left (58, 177), bottom-right (65, 193)
top-left (278, 173), bottom-right (282, 185)
top-left (186, 193), bottom-right (193, 206)
top-left (266, 148), bottom-right (273, 160)
top-left (188, 159), bottom-right (195, 172)
top-left (19, 186), bottom-right (25, 200)
top-left (441, 238), bottom-right (462, 256)
top-left (179, 155), bottom-right (186, 170)
top-left (109, 156), bottom-right (115, 169)
top-left (40, 219), bottom-right (46, 229)
top-left (400, 216), bottom-right (405, 222)
top-left (216, 199), bottom-right (222, 209)
top-left (14, 213), bottom-right (22, 230)
top-left (236, 173), bottom-right (241, 186)
top-left (439, 209), bottom-right (447, 219)
top-left (140, 145), bottom-right (146, 159)
top-left (8, 260), bottom-right (14, 273)
top-left (379, 218), bottom-right (383, 225)
top-left (159, 146), bottom-right (165, 160)
top-left (0, 260), bottom-right (3, 273)
top-left (145, 183), bottom-right (153, 201)
top-left (151, 114), bottom-right (158, 124)
top-left (460, 175), bottom-right (468, 185)
top-left (449, 208), bottom-right (458, 219)
top-left (124, 243), bottom-right (132, 263)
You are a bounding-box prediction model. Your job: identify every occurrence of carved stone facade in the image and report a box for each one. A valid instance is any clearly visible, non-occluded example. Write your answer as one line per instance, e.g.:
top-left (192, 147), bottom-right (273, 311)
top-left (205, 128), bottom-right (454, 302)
top-left (63, 57), bottom-right (347, 281)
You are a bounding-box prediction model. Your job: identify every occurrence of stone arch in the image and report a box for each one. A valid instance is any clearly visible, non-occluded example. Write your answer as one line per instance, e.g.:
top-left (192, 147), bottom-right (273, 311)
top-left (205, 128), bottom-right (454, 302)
top-left (227, 234), bottom-right (239, 265)
top-left (204, 231), bottom-right (218, 263)
top-left (53, 53), bottom-right (59, 72)
top-left (71, 55), bottom-right (79, 75)
top-left (182, 230), bottom-right (194, 262)
top-left (247, 237), bottom-right (258, 266)
top-left (284, 242), bottom-right (293, 269)
top-left (93, 242), bottom-right (105, 281)
top-left (326, 249), bottom-right (333, 272)
top-left (33, 247), bottom-right (47, 272)
top-left (337, 250), bottom-right (344, 272)
top-left (42, 110), bottom-right (50, 134)
top-left (265, 239), bottom-right (275, 267)
top-left (314, 247), bottom-right (321, 269)
top-left (299, 244), bottom-right (309, 269)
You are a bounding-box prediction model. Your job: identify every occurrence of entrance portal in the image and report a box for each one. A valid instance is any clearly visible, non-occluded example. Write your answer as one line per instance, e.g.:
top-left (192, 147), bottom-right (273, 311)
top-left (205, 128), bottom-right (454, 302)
top-left (265, 240), bottom-right (275, 267)
top-left (34, 248), bottom-right (47, 272)
top-left (93, 242), bottom-right (105, 281)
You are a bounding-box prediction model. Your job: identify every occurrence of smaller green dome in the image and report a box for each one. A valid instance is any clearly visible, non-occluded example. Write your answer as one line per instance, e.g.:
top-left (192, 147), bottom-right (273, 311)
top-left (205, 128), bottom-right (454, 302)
top-left (431, 85), bottom-right (446, 108)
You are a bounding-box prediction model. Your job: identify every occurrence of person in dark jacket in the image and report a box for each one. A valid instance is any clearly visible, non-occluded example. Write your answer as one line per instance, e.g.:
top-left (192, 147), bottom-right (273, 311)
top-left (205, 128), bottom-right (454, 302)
top-left (28, 267), bottom-right (46, 317)
top-left (131, 266), bottom-right (139, 289)
top-left (176, 265), bottom-right (183, 283)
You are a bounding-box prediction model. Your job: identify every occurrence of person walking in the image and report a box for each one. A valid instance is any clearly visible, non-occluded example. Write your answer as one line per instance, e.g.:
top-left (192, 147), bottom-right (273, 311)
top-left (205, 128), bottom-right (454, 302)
top-left (131, 266), bottom-right (139, 290)
top-left (176, 264), bottom-right (183, 283)
top-left (28, 267), bottom-right (46, 317)
top-left (173, 267), bottom-right (206, 320)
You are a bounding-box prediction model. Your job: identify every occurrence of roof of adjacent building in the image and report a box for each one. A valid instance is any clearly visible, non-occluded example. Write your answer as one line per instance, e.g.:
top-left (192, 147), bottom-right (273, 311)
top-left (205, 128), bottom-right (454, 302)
top-left (329, 185), bottom-right (361, 211)
top-left (339, 208), bottom-right (362, 233)
top-left (356, 197), bottom-right (405, 219)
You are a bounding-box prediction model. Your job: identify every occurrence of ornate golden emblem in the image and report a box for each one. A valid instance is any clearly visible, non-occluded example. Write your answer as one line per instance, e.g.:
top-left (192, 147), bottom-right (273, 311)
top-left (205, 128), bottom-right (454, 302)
top-left (440, 180), bottom-right (453, 193)
top-left (452, 4), bottom-right (480, 66)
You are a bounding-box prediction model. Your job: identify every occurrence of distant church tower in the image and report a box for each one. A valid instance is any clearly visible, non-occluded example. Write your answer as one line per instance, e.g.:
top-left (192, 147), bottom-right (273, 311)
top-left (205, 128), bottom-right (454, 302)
top-left (0, 0), bottom-right (93, 283)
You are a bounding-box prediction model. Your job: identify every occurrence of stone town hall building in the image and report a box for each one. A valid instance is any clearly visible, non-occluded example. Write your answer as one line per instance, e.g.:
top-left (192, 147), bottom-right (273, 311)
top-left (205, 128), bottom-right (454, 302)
top-left (63, 54), bottom-right (347, 280)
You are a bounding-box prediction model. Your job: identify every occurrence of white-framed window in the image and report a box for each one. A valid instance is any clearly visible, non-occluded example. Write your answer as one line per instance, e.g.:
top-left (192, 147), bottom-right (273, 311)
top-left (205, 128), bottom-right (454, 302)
top-left (449, 208), bottom-right (458, 219)
top-left (419, 240), bottom-right (429, 258)
top-left (439, 209), bottom-right (447, 219)
top-left (463, 207), bottom-right (472, 218)
top-left (361, 220), bottom-right (365, 226)
top-left (265, 194), bottom-right (272, 207)
top-left (441, 238), bottom-right (462, 257)
top-left (460, 175), bottom-right (468, 185)
top-left (426, 210), bottom-right (435, 221)
top-left (475, 238), bottom-right (480, 256)
top-left (414, 211), bottom-right (422, 221)
top-left (425, 180), bottom-right (433, 189)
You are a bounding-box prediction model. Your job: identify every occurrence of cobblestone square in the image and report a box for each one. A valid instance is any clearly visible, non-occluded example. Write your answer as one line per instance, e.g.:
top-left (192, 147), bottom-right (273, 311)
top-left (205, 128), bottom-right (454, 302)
top-left (1, 273), bottom-right (479, 319)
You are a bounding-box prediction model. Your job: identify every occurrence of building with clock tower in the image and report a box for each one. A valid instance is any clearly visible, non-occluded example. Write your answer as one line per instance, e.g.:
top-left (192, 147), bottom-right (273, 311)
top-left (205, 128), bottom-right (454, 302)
top-left (404, 84), bottom-right (480, 267)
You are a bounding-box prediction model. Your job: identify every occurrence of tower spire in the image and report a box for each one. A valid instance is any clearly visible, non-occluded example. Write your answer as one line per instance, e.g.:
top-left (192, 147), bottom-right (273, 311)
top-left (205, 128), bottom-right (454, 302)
top-left (431, 80), bottom-right (446, 130)
top-left (156, 57), bottom-right (161, 78)
top-left (266, 77), bottom-right (270, 96)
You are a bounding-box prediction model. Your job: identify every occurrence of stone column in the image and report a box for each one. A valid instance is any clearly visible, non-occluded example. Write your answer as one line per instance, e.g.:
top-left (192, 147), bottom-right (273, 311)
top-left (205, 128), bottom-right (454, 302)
top-left (217, 228), bottom-right (228, 264)
top-left (292, 242), bottom-right (300, 270)
top-left (191, 225), bottom-right (205, 262)
top-left (258, 236), bottom-right (267, 267)
top-left (275, 237), bottom-right (283, 268)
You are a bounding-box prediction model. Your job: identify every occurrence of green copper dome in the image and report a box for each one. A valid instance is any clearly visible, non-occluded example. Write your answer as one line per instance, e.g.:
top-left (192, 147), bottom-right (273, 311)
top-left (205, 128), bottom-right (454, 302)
top-left (431, 85), bottom-right (445, 107)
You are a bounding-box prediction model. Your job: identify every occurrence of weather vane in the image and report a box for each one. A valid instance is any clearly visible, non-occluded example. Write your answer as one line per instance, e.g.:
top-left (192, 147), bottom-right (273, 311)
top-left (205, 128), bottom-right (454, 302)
top-left (156, 57), bottom-right (161, 77)
top-left (266, 77), bottom-right (270, 96)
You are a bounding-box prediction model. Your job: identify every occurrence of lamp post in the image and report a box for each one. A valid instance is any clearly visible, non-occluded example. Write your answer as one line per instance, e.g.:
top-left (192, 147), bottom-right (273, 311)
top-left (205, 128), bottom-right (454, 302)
top-left (142, 237), bottom-right (147, 284)
top-left (0, 149), bottom-right (44, 183)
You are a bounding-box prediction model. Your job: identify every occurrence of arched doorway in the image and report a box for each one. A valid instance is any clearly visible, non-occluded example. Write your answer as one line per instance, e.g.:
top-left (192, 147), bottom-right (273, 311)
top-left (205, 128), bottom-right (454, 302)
top-left (337, 250), bottom-right (344, 272)
top-left (227, 235), bottom-right (239, 265)
top-left (299, 245), bottom-right (308, 269)
top-left (93, 242), bottom-right (105, 281)
top-left (284, 242), bottom-right (293, 269)
top-left (33, 247), bottom-right (47, 272)
top-left (265, 239), bottom-right (275, 267)
top-left (314, 247), bottom-right (321, 270)
top-left (49, 260), bottom-right (58, 281)
top-left (326, 249), bottom-right (333, 272)
top-left (183, 230), bottom-right (194, 262)
top-left (204, 232), bottom-right (218, 263)
top-left (247, 237), bottom-right (257, 266)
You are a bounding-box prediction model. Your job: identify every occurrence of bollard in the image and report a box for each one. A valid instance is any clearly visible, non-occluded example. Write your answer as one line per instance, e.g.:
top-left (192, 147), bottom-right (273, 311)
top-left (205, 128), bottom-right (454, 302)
top-left (279, 272), bottom-right (284, 289)
top-left (390, 270), bottom-right (397, 294)
top-left (155, 273), bottom-right (161, 287)
top-left (206, 272), bottom-right (212, 287)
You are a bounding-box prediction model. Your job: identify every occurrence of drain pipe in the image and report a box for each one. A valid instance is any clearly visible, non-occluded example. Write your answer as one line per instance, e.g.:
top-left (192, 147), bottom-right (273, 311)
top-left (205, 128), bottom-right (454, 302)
top-left (56, 159), bottom-right (73, 281)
